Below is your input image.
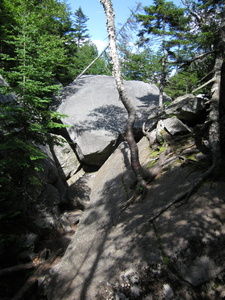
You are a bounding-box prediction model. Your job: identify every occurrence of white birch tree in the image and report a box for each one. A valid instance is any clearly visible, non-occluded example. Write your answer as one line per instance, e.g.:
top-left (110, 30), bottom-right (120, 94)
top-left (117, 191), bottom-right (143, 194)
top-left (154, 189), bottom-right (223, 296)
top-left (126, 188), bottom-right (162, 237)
top-left (99, 0), bottom-right (152, 187)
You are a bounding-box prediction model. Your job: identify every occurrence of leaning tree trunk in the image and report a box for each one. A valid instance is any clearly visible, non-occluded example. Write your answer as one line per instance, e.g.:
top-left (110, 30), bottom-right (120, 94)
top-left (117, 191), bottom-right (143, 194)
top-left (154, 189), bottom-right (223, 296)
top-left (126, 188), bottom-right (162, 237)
top-left (158, 19), bottom-right (167, 111)
top-left (99, 0), bottom-right (148, 186)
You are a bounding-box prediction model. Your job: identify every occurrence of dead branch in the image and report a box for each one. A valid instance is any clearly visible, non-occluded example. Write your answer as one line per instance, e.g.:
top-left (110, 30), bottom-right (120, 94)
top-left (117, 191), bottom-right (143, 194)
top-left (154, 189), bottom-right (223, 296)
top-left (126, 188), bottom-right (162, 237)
top-left (192, 77), bottom-right (215, 93)
top-left (75, 3), bottom-right (142, 81)
top-left (198, 70), bottom-right (214, 84)
top-left (75, 46), bottom-right (109, 81)
top-left (180, 51), bottom-right (215, 69)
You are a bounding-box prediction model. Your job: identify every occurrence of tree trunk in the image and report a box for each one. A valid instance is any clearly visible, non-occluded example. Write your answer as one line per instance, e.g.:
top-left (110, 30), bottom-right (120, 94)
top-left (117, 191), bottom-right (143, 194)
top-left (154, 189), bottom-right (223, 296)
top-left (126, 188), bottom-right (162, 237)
top-left (208, 55), bottom-right (223, 166)
top-left (99, 0), bottom-right (149, 186)
top-left (158, 19), bottom-right (167, 111)
top-left (208, 4), bottom-right (225, 166)
top-left (220, 4), bottom-right (225, 112)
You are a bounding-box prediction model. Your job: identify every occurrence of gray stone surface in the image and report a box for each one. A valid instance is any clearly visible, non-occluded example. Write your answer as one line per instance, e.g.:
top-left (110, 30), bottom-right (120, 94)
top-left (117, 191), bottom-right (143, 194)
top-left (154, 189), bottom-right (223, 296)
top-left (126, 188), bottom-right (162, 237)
top-left (155, 185), bottom-right (225, 286)
top-left (45, 135), bottom-right (225, 299)
top-left (34, 184), bottom-right (61, 229)
top-left (67, 173), bottom-right (95, 209)
top-left (165, 93), bottom-right (206, 121)
top-left (50, 135), bottom-right (80, 181)
top-left (55, 75), bottom-right (161, 165)
top-left (162, 116), bottom-right (191, 135)
top-left (155, 117), bottom-right (191, 143)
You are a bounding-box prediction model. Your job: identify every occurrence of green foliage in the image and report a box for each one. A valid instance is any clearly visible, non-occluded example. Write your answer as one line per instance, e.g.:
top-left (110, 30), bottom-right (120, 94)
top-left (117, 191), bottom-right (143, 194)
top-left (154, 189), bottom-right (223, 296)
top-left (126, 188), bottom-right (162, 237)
top-left (135, 0), bottom-right (189, 104)
top-left (137, 0), bottom-right (187, 40)
top-left (0, 0), bottom-right (73, 226)
top-left (121, 47), bottom-right (161, 82)
top-left (133, 0), bottom-right (225, 100)
top-left (165, 70), bottom-right (200, 99)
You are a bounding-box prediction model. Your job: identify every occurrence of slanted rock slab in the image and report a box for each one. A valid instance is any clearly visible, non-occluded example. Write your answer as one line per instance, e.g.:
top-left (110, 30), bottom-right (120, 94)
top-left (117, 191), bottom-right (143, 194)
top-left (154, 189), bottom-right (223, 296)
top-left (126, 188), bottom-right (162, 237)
top-left (44, 136), bottom-right (225, 299)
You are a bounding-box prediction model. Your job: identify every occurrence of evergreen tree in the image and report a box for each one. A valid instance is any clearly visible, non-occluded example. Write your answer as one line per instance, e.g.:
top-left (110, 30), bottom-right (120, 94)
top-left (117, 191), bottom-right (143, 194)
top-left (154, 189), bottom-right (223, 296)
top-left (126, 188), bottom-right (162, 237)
top-left (136, 0), bottom-right (187, 109)
top-left (137, 0), bottom-right (225, 170)
top-left (73, 42), bottom-right (111, 78)
top-left (121, 46), bottom-right (161, 83)
top-left (0, 0), bottom-right (69, 218)
top-left (74, 7), bottom-right (90, 48)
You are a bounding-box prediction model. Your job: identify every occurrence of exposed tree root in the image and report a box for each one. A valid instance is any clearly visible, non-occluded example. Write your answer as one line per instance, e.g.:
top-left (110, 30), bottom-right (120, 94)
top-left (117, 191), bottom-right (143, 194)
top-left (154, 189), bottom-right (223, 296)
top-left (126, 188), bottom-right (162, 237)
top-left (11, 248), bottom-right (62, 300)
top-left (0, 261), bottom-right (42, 277)
top-left (120, 151), bottom-right (178, 210)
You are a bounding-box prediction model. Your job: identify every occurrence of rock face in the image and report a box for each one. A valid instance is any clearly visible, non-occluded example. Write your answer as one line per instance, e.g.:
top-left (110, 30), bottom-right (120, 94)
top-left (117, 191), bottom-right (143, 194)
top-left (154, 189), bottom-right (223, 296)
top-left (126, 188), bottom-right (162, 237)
top-left (26, 136), bottom-right (80, 231)
top-left (144, 116), bottom-right (192, 146)
top-left (26, 142), bottom-right (69, 230)
top-left (45, 135), bottom-right (225, 300)
top-left (50, 135), bottom-right (80, 181)
top-left (55, 75), bottom-right (162, 166)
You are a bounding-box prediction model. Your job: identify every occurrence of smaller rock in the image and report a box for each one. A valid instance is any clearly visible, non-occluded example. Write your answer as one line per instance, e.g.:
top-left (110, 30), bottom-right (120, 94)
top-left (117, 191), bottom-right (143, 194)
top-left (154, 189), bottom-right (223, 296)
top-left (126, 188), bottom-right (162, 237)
top-left (67, 174), bottom-right (94, 209)
top-left (163, 117), bottom-right (191, 135)
top-left (51, 135), bottom-right (80, 181)
top-left (63, 210), bottom-right (83, 226)
top-left (165, 93), bottom-right (206, 121)
top-left (163, 283), bottom-right (174, 300)
top-left (60, 214), bottom-right (72, 232)
top-left (25, 233), bottom-right (39, 248)
top-left (130, 284), bottom-right (141, 297)
top-left (156, 117), bottom-right (191, 143)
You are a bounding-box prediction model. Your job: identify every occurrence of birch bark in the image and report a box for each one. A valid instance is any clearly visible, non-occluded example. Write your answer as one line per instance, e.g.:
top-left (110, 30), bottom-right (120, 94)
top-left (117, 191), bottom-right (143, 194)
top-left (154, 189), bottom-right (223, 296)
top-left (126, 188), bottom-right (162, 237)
top-left (99, 0), bottom-right (149, 186)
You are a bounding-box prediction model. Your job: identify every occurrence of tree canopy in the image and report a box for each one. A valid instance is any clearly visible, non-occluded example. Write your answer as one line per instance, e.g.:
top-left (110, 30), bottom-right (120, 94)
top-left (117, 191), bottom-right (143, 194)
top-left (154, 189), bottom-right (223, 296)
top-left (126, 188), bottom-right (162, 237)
top-left (0, 0), bottom-right (109, 222)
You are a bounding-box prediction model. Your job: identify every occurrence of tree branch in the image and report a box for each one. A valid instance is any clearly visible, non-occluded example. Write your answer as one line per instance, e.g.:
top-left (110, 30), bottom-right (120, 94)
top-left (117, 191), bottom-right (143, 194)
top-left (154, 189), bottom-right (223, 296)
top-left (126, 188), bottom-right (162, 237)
top-left (180, 51), bottom-right (215, 69)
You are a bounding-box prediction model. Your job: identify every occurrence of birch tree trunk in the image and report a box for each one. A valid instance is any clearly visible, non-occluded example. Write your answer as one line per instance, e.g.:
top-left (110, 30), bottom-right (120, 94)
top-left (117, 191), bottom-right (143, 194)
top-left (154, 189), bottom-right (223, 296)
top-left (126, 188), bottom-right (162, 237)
top-left (99, 0), bottom-right (149, 186)
top-left (208, 55), bottom-right (223, 167)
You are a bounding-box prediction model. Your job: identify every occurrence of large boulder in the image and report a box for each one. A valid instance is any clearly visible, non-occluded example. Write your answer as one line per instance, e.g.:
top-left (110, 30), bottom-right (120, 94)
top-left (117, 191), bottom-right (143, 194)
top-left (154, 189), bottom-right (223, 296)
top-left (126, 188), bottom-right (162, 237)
top-left (55, 75), bottom-right (162, 166)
